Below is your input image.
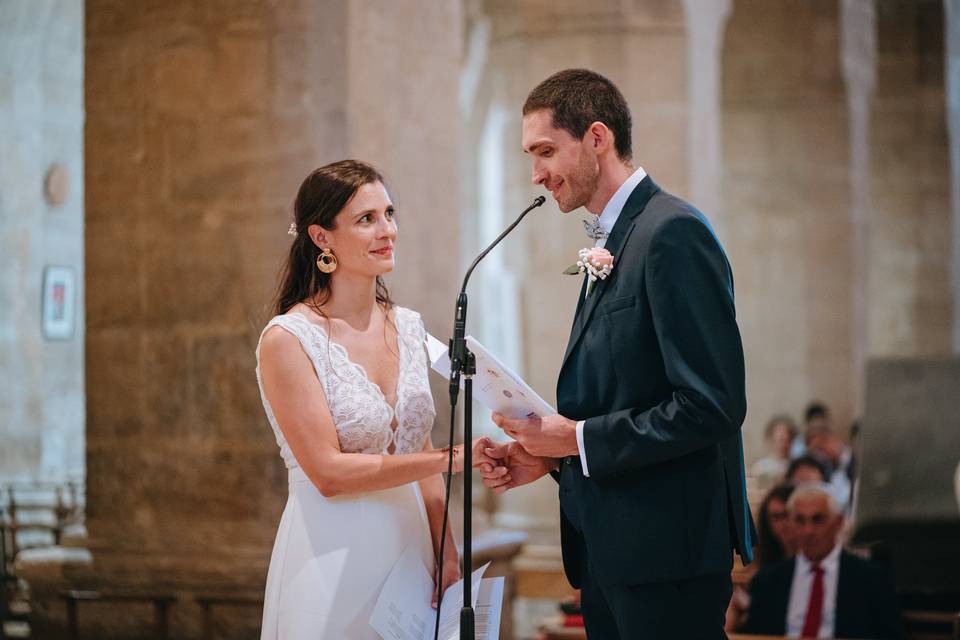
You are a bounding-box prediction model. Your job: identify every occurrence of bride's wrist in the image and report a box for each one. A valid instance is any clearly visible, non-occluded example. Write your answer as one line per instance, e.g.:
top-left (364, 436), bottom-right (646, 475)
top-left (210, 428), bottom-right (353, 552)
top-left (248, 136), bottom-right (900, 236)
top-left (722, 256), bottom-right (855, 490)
top-left (436, 447), bottom-right (455, 473)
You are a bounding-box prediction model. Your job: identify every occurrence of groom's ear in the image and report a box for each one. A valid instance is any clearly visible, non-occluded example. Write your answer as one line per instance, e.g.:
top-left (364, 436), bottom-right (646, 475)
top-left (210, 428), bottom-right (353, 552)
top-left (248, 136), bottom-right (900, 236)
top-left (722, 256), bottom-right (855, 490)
top-left (586, 121), bottom-right (613, 154)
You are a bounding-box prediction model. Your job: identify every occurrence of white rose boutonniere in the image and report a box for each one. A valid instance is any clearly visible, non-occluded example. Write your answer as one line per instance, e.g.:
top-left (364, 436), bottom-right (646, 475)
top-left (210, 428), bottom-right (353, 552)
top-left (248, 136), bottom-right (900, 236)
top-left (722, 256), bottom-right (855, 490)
top-left (564, 247), bottom-right (614, 293)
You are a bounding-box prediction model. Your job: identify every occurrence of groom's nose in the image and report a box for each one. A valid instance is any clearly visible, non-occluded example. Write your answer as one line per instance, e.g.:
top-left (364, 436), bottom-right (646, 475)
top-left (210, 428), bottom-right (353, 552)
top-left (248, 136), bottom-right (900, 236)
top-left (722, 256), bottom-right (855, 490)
top-left (531, 161), bottom-right (548, 186)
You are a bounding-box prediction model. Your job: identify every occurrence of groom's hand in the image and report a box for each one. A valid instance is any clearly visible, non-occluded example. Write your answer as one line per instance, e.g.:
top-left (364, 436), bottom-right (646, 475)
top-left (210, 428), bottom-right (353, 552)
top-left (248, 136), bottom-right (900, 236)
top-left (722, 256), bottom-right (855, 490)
top-left (474, 435), bottom-right (558, 494)
top-left (492, 412), bottom-right (580, 459)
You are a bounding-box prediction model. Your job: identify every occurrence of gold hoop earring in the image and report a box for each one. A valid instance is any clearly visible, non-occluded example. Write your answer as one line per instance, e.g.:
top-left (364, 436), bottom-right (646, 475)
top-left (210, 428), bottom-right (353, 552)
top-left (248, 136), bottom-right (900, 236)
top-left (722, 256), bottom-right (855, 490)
top-left (316, 248), bottom-right (338, 274)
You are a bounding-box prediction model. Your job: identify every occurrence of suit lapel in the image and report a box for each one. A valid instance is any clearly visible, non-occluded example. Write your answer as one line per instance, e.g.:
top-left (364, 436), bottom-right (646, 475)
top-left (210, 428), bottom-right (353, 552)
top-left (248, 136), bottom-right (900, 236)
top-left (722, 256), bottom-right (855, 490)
top-left (560, 176), bottom-right (660, 372)
top-left (573, 274), bottom-right (588, 318)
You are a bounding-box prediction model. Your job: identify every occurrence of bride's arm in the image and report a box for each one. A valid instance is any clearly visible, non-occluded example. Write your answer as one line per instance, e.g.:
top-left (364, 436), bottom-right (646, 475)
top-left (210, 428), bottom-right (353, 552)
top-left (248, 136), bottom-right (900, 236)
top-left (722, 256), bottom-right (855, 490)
top-left (259, 327), bottom-right (464, 497)
top-left (418, 438), bottom-right (461, 603)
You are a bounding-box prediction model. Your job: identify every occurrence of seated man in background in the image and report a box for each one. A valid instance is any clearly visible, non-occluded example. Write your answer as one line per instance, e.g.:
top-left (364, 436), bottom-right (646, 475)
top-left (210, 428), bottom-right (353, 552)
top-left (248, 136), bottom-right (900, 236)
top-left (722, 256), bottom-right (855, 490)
top-left (742, 484), bottom-right (902, 639)
top-left (786, 455), bottom-right (830, 485)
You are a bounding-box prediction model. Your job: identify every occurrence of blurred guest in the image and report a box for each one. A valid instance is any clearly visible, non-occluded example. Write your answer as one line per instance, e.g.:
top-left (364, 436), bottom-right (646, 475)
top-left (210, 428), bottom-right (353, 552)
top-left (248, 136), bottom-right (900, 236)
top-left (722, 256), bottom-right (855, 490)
top-left (804, 401), bottom-right (833, 435)
top-left (756, 483), bottom-right (798, 566)
top-left (788, 400), bottom-right (829, 459)
top-left (742, 484), bottom-right (902, 639)
top-left (787, 455), bottom-right (830, 485)
top-left (752, 414), bottom-right (798, 489)
top-left (804, 406), bottom-right (854, 511)
top-left (726, 483), bottom-right (797, 631)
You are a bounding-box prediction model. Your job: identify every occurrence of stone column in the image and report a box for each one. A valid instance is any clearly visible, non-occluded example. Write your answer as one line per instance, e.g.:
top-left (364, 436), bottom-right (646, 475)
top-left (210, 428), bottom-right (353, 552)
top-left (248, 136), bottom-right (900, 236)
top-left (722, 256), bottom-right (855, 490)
top-left (721, 0), bottom-right (855, 450)
top-left (682, 0), bottom-right (732, 239)
top-left (83, 1), bottom-right (461, 636)
top-left (841, 0), bottom-right (876, 415)
top-left (867, 1), bottom-right (952, 357)
top-left (947, 0), bottom-right (960, 352)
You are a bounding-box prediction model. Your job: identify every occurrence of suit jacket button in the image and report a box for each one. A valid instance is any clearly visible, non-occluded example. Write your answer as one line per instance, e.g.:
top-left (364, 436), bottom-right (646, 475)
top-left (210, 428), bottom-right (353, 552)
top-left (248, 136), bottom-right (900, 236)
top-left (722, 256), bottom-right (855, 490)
top-left (565, 457), bottom-right (572, 465)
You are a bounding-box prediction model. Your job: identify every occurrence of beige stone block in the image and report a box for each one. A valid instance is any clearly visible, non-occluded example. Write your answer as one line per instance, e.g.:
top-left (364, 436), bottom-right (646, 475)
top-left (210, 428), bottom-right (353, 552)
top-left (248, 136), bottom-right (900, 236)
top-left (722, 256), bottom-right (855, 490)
top-left (782, 106), bottom-right (850, 174)
top-left (199, 0), bottom-right (271, 29)
top-left (632, 105), bottom-right (688, 189)
top-left (234, 214), bottom-right (291, 313)
top-left (140, 208), bottom-right (241, 328)
top-left (87, 0), bottom-right (201, 38)
top-left (270, 32), bottom-right (315, 114)
top-left (140, 330), bottom-right (194, 437)
top-left (84, 115), bottom-right (146, 212)
top-left (85, 215), bottom-right (143, 330)
top-left (192, 333), bottom-right (266, 443)
top-left (86, 331), bottom-right (144, 438)
top-left (721, 108), bottom-right (777, 174)
top-left (148, 40), bottom-right (213, 117)
top-left (208, 34), bottom-right (269, 114)
top-left (621, 33), bottom-right (687, 103)
top-left (85, 39), bottom-right (144, 112)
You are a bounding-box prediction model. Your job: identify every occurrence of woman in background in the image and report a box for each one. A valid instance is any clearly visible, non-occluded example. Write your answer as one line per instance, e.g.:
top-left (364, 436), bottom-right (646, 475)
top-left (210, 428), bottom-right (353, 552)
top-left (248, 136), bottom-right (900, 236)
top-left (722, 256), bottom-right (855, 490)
top-left (750, 414), bottom-right (798, 489)
top-left (727, 483), bottom-right (797, 631)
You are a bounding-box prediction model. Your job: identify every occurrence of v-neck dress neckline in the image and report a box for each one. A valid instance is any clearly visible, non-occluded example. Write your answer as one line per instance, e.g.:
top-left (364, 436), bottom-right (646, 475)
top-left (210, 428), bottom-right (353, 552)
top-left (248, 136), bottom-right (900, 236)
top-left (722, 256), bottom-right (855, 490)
top-left (290, 311), bottom-right (403, 428)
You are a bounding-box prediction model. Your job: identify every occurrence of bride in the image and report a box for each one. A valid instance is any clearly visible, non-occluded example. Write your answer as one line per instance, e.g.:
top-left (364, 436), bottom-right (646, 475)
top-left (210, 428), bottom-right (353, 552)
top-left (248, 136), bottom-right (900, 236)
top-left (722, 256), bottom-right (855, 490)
top-left (256, 160), bottom-right (469, 639)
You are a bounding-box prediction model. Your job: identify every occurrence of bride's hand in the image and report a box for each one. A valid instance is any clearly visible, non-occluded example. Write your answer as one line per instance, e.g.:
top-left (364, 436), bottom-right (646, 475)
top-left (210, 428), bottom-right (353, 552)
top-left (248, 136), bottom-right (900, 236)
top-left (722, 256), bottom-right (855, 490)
top-left (439, 444), bottom-right (465, 474)
top-left (444, 437), bottom-right (489, 474)
top-left (452, 444), bottom-right (467, 474)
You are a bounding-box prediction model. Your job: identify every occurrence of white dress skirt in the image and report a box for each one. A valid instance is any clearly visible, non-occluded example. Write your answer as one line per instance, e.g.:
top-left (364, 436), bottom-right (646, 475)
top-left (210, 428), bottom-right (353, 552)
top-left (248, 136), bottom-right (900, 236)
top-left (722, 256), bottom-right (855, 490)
top-left (256, 308), bottom-right (438, 639)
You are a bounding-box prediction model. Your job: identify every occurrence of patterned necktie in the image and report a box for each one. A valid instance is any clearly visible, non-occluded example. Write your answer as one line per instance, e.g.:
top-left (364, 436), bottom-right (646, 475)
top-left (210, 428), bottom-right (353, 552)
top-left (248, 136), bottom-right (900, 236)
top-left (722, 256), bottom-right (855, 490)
top-left (582, 217), bottom-right (608, 240)
top-left (801, 564), bottom-right (825, 638)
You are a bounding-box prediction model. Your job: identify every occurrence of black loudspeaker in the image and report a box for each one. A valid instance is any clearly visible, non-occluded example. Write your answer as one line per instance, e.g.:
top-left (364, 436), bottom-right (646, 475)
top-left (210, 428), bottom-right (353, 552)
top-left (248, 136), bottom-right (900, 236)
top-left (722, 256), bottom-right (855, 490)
top-left (852, 357), bottom-right (960, 603)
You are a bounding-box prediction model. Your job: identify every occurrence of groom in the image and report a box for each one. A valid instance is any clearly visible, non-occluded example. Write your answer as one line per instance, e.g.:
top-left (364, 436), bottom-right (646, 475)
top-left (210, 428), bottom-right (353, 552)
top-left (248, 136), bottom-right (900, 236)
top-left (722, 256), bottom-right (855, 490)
top-left (476, 69), bottom-right (756, 639)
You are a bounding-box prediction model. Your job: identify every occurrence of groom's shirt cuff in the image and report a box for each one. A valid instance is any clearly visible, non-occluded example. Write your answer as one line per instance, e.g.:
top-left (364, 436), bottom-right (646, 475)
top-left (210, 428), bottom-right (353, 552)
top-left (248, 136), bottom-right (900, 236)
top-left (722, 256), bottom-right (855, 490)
top-left (575, 420), bottom-right (590, 477)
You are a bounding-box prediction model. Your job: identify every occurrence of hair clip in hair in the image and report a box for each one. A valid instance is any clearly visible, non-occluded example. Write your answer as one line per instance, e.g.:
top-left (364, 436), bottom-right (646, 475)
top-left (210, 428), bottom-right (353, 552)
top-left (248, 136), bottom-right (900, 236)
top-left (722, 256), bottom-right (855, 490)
top-left (287, 222), bottom-right (298, 237)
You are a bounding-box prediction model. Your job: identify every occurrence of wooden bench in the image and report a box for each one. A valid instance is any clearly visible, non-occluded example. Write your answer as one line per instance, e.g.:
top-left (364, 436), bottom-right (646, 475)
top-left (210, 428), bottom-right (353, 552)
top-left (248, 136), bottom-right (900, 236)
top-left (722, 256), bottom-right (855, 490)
top-left (60, 590), bottom-right (176, 640)
top-left (194, 593), bottom-right (264, 640)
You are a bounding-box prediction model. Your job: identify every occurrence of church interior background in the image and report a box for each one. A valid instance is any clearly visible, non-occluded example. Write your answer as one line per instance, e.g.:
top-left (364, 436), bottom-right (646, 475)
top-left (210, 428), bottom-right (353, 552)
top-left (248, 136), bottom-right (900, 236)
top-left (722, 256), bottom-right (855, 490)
top-left (2, 0), bottom-right (959, 637)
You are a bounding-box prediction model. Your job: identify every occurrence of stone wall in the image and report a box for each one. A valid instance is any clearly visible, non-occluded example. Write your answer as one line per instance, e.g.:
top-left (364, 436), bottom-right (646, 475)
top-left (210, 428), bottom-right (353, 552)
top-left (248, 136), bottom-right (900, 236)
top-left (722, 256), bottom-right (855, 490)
top-left (0, 0), bottom-right (85, 485)
top-left (722, 0), bottom-right (855, 452)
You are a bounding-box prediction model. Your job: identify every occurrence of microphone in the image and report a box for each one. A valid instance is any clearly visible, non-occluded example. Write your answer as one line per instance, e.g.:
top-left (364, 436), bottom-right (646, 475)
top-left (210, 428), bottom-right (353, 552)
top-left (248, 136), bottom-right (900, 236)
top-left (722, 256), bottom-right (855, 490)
top-left (448, 195), bottom-right (546, 405)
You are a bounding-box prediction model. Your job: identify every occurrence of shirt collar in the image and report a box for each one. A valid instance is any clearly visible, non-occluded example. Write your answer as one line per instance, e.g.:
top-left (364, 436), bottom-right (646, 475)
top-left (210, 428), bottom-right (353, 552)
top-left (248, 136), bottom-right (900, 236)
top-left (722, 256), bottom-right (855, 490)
top-left (798, 543), bottom-right (842, 574)
top-left (595, 166), bottom-right (647, 234)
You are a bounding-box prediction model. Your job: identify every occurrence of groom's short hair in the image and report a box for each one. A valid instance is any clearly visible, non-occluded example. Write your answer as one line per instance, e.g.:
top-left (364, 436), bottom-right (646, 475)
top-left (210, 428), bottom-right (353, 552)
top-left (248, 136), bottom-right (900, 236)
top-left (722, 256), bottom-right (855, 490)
top-left (523, 68), bottom-right (633, 161)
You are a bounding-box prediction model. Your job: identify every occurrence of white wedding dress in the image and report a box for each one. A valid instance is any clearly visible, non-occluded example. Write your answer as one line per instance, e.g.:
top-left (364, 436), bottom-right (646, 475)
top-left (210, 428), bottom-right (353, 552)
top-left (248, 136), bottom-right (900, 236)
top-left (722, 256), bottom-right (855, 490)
top-left (256, 307), bottom-right (437, 639)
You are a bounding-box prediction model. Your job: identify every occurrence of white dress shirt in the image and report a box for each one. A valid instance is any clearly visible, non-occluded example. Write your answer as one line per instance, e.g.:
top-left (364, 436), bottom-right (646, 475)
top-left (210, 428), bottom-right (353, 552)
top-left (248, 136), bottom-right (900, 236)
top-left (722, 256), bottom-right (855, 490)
top-left (786, 544), bottom-right (841, 638)
top-left (574, 166), bottom-right (647, 476)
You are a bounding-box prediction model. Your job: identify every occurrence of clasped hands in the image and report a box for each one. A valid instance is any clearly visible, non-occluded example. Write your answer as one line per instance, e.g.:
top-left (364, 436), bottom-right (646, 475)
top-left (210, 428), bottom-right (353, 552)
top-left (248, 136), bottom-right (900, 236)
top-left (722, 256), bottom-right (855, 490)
top-left (471, 413), bottom-right (578, 494)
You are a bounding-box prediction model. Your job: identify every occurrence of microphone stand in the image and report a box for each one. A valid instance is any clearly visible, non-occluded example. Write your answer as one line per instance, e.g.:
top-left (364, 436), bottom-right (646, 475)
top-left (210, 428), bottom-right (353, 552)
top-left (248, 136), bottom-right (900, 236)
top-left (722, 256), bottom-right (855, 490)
top-left (442, 195), bottom-right (545, 640)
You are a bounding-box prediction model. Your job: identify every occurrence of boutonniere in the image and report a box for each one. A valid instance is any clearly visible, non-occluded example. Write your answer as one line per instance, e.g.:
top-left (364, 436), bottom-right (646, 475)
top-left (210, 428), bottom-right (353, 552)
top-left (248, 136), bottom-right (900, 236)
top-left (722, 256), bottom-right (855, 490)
top-left (564, 248), bottom-right (614, 292)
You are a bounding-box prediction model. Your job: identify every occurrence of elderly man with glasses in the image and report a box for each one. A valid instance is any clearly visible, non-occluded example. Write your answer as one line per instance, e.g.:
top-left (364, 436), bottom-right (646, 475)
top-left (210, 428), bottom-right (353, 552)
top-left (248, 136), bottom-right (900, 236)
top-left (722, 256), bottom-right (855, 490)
top-left (741, 483), bottom-right (903, 639)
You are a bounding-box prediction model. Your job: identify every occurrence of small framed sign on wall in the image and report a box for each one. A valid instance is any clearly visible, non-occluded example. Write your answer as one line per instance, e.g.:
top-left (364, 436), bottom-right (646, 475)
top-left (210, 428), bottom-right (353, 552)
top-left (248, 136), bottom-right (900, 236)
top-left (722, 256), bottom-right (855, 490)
top-left (42, 265), bottom-right (76, 340)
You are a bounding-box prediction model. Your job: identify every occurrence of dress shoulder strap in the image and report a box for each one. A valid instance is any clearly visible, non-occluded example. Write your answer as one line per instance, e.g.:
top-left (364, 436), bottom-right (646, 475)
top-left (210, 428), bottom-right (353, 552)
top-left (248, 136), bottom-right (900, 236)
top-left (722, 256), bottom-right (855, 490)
top-left (256, 313), bottom-right (329, 375)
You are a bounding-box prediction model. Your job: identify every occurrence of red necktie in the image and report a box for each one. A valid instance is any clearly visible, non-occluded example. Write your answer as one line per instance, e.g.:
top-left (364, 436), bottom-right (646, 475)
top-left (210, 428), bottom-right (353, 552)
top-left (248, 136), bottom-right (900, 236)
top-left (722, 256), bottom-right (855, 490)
top-left (801, 564), bottom-right (825, 638)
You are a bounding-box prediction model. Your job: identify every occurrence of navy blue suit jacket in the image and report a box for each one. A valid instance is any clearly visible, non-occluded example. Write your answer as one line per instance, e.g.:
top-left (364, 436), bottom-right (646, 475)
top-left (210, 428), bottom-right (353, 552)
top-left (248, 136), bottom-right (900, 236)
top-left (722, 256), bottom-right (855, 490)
top-left (743, 551), bottom-right (903, 639)
top-left (554, 175), bottom-right (756, 588)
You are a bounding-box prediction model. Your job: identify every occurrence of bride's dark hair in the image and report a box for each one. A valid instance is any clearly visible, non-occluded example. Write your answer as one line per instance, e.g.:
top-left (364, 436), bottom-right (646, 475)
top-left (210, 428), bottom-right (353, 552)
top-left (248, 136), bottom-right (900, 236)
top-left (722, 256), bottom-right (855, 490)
top-left (273, 160), bottom-right (394, 317)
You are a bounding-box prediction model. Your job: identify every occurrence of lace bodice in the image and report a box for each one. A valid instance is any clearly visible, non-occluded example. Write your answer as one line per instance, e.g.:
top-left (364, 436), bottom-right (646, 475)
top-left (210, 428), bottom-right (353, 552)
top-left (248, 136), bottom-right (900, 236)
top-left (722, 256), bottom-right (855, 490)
top-left (255, 306), bottom-right (437, 469)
